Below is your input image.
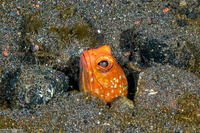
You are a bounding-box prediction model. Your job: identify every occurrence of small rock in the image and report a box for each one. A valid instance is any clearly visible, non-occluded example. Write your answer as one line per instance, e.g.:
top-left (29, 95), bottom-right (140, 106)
top-left (109, 96), bottom-right (135, 115)
top-left (179, 1), bottom-right (187, 7)
top-left (14, 65), bottom-right (68, 108)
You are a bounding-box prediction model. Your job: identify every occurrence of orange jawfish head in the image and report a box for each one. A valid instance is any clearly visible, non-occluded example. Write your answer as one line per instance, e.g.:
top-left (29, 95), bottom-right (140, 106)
top-left (79, 45), bottom-right (128, 103)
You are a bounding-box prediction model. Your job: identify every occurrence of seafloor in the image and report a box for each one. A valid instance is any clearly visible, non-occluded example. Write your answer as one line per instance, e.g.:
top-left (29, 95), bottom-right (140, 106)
top-left (0, 0), bottom-right (199, 132)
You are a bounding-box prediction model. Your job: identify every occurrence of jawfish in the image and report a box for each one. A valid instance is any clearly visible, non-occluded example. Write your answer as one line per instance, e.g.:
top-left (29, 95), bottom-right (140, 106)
top-left (79, 45), bottom-right (128, 103)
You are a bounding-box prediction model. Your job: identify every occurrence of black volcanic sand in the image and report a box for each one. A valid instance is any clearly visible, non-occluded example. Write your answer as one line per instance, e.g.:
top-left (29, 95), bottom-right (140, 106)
top-left (0, 0), bottom-right (200, 132)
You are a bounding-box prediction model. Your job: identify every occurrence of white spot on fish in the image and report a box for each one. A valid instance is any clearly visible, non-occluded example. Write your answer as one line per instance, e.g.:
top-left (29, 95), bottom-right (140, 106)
top-left (111, 85), bottom-right (113, 88)
top-left (114, 84), bottom-right (117, 88)
top-left (123, 86), bottom-right (127, 90)
top-left (115, 79), bottom-right (118, 83)
top-left (119, 76), bottom-right (121, 79)
top-left (91, 78), bottom-right (93, 82)
top-left (107, 93), bottom-right (110, 96)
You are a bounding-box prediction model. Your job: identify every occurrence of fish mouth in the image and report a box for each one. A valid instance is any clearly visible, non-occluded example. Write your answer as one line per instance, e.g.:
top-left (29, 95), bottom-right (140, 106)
top-left (79, 50), bottom-right (107, 99)
top-left (79, 51), bottom-right (92, 93)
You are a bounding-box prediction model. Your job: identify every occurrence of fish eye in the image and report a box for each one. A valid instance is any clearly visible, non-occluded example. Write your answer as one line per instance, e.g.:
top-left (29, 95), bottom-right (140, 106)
top-left (98, 61), bottom-right (109, 68)
top-left (96, 55), bottom-right (114, 73)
